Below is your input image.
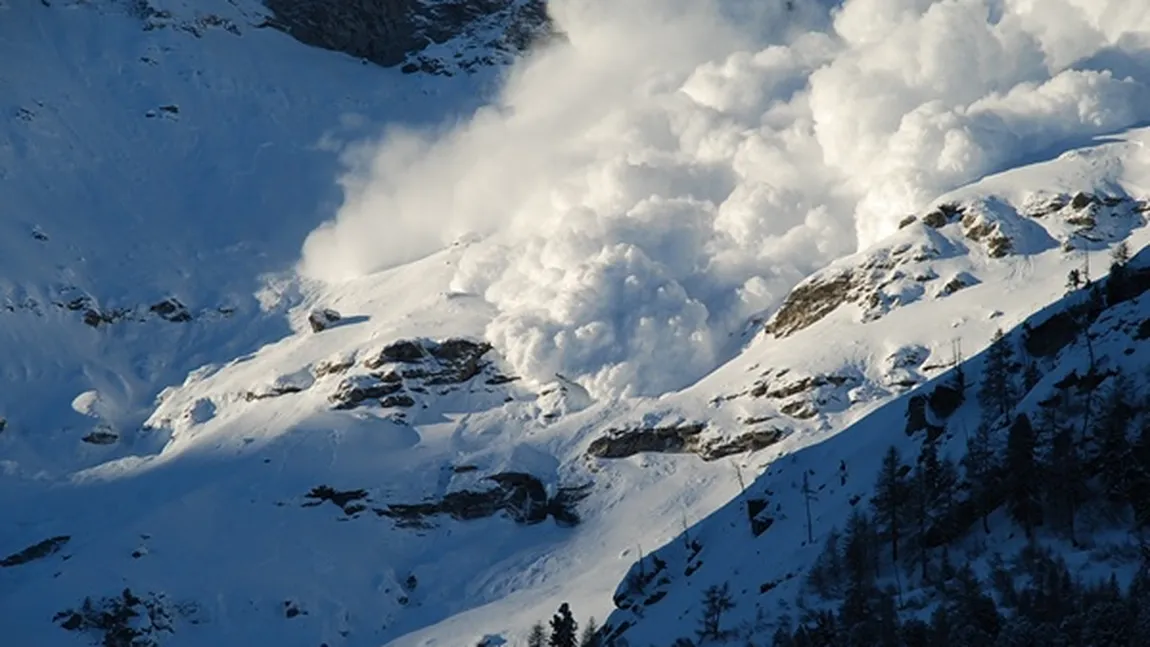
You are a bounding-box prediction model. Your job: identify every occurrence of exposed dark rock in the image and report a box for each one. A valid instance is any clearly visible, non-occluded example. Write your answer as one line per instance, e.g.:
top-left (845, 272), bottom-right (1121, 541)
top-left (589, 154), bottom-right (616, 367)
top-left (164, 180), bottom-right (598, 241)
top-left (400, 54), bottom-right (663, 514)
top-left (927, 383), bottom-right (964, 418)
top-left (746, 498), bottom-right (773, 536)
top-left (149, 298), bottom-right (192, 322)
top-left (754, 373), bottom-right (860, 400)
top-left (765, 272), bottom-right (854, 338)
top-left (904, 394), bottom-right (928, 436)
top-left (1024, 309), bottom-right (1084, 358)
top-left (244, 385), bottom-right (304, 401)
top-left (81, 430), bottom-right (119, 445)
top-left (898, 215), bottom-right (917, 229)
top-left (313, 355), bottom-right (356, 377)
top-left (424, 339), bottom-right (492, 384)
top-left (335, 338), bottom-right (497, 409)
top-left (82, 307), bottom-right (132, 328)
top-left (262, 0), bottom-right (553, 74)
top-left (307, 307), bottom-right (341, 332)
top-left (779, 399), bottom-right (817, 419)
top-left (365, 340), bottom-right (426, 367)
top-left (587, 423), bottom-right (781, 461)
top-left (922, 202), bottom-right (963, 228)
top-left (699, 430), bottom-right (784, 461)
top-left (587, 423), bottom-right (705, 459)
top-left (54, 589), bottom-right (178, 647)
top-left (941, 272), bottom-right (979, 295)
top-left (329, 375), bottom-right (404, 409)
top-left (922, 210), bottom-right (948, 228)
top-left (1, 535), bottom-right (70, 567)
top-left (1136, 318), bottom-right (1150, 340)
top-left (377, 472), bottom-right (586, 527)
top-left (1070, 191), bottom-right (1096, 210)
top-left (303, 485), bottom-right (369, 515)
top-left (381, 394), bottom-right (415, 408)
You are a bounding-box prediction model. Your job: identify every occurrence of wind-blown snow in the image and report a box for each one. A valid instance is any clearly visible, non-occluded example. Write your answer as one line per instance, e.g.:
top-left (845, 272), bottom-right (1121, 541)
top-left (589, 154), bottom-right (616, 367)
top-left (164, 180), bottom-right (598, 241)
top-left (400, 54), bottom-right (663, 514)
top-left (301, 0), bottom-right (1150, 398)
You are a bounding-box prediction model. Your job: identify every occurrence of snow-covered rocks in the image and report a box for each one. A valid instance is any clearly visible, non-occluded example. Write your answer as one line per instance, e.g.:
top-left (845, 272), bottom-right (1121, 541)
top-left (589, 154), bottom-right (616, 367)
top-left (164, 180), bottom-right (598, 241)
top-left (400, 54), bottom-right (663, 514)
top-left (262, 0), bottom-right (553, 75)
top-left (586, 421), bottom-right (785, 462)
top-left (244, 368), bottom-right (316, 401)
top-left (306, 307), bottom-right (341, 332)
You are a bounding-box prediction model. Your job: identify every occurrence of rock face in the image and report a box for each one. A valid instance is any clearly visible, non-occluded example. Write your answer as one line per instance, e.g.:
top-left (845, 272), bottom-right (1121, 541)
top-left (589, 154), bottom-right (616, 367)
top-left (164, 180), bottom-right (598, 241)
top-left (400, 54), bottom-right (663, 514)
top-left (586, 423), bottom-right (784, 461)
top-left (307, 307), bottom-right (341, 332)
top-left (1, 536), bottom-right (70, 568)
top-left (329, 337), bottom-right (496, 410)
top-left (302, 473), bottom-right (591, 527)
top-left (261, 0), bottom-right (554, 75)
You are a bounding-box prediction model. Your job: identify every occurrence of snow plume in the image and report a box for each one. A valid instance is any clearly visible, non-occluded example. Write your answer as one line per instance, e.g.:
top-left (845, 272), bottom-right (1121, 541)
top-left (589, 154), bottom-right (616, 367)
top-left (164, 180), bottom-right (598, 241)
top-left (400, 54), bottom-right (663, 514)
top-left (300, 0), bottom-right (1150, 398)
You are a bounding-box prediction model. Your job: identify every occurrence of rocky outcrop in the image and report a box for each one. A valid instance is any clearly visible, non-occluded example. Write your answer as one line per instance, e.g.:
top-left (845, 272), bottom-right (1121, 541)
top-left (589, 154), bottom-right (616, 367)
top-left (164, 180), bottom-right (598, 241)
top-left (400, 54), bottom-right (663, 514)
top-left (379, 474), bottom-right (589, 527)
top-left (54, 589), bottom-right (186, 647)
top-left (764, 271), bottom-right (855, 338)
top-left (149, 298), bottom-right (192, 322)
top-left (307, 307), bottom-right (341, 332)
top-left (301, 475), bottom-right (590, 527)
top-left (329, 374), bottom-right (403, 409)
top-left (330, 337), bottom-right (496, 410)
top-left (587, 423), bottom-right (784, 461)
top-left (81, 429), bottom-right (119, 445)
top-left (764, 236), bottom-right (945, 338)
top-left (261, 0), bottom-right (555, 75)
top-left (303, 485), bottom-right (370, 515)
top-left (1, 535), bottom-right (70, 567)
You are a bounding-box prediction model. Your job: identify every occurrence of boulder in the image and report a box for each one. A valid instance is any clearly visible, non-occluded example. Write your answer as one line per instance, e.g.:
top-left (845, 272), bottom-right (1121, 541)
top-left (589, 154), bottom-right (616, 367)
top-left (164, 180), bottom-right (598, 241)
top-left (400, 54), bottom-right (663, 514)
top-left (307, 308), bottom-right (342, 332)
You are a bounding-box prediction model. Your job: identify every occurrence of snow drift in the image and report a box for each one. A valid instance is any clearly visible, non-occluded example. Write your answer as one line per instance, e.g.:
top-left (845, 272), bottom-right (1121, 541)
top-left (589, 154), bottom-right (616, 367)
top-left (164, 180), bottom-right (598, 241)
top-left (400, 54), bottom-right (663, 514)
top-left (300, 0), bottom-right (1150, 398)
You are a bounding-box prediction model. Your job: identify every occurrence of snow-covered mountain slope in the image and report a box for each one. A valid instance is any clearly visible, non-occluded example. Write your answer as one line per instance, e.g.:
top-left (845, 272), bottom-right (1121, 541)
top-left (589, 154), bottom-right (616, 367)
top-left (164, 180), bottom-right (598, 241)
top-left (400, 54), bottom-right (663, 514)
top-left (5, 1), bottom-right (1150, 647)
top-left (600, 233), bottom-right (1150, 645)
top-left (0, 0), bottom-right (502, 474)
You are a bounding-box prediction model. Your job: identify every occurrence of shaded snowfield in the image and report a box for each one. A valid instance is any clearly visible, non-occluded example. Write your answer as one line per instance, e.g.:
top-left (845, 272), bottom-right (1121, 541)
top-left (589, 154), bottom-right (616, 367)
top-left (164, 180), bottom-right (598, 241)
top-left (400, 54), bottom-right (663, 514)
top-left (0, 0), bottom-right (491, 474)
top-left (2, 1), bottom-right (1150, 646)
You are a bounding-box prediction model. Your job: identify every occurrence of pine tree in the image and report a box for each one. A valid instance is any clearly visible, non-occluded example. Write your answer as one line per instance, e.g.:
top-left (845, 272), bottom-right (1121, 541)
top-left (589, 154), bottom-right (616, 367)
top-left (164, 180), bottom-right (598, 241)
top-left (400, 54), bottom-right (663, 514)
top-left (579, 618), bottom-right (600, 647)
top-left (1006, 414), bottom-right (1041, 537)
top-left (872, 446), bottom-right (910, 564)
top-left (1097, 374), bottom-right (1135, 505)
top-left (842, 510), bottom-right (878, 593)
top-left (549, 603), bottom-right (578, 647)
top-left (978, 329), bottom-right (1016, 427)
top-left (962, 423), bottom-right (998, 534)
top-left (695, 583), bottom-right (734, 643)
top-left (1045, 423), bottom-right (1084, 542)
top-left (909, 439), bottom-right (957, 581)
top-left (528, 622), bottom-right (547, 647)
top-left (807, 527), bottom-right (844, 598)
top-left (1106, 241), bottom-right (1132, 305)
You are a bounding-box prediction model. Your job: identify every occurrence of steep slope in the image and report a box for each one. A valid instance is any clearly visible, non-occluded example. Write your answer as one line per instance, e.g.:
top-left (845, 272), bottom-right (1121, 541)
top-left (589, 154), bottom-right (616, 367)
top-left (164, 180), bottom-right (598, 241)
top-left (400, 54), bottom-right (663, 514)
top-left (5, 1), bottom-right (1150, 647)
top-left (0, 0), bottom-right (500, 476)
top-left (598, 135), bottom-right (1150, 645)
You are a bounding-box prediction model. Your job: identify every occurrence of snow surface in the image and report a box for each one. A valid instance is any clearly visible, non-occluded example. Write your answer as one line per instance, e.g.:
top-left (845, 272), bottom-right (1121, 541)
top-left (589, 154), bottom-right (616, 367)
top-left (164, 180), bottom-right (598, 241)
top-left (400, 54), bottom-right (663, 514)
top-left (3, 1), bottom-right (1150, 646)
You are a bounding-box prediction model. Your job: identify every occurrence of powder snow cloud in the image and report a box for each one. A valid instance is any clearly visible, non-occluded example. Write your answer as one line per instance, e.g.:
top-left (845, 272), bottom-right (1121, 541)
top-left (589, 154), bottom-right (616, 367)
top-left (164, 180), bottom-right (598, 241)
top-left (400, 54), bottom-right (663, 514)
top-left (300, 0), bottom-right (1150, 398)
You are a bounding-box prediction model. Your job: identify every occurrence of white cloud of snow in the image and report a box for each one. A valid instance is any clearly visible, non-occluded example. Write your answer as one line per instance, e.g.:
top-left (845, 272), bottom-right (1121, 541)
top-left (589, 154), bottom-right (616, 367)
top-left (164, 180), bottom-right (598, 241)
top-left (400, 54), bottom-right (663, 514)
top-left (300, 0), bottom-right (1150, 398)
